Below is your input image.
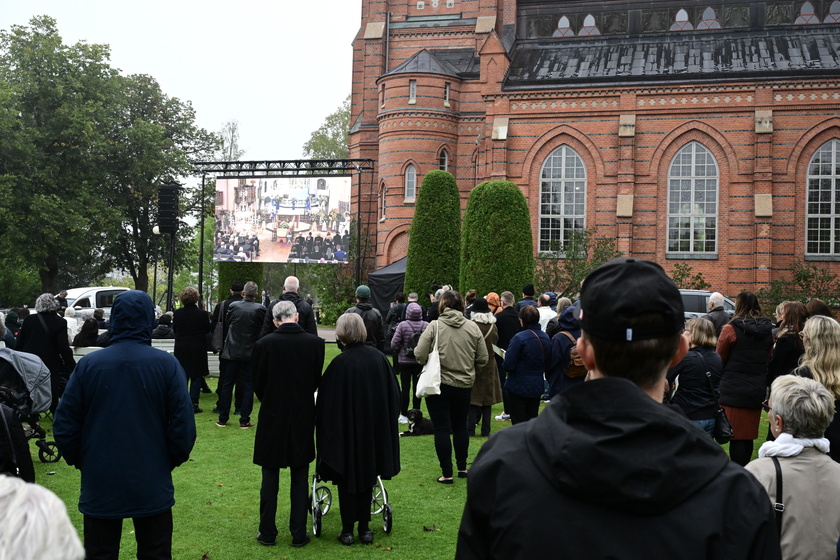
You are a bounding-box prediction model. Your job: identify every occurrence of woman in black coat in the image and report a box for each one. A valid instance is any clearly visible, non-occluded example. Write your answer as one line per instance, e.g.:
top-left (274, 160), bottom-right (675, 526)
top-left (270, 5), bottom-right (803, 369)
top-left (72, 318), bottom-right (100, 348)
top-left (16, 294), bottom-right (75, 413)
top-left (316, 313), bottom-right (400, 547)
top-left (173, 287), bottom-right (211, 413)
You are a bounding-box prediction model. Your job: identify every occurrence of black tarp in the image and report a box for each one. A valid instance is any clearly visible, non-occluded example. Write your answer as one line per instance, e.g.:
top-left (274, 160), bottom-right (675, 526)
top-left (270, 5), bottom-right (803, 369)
top-left (368, 257), bottom-right (406, 316)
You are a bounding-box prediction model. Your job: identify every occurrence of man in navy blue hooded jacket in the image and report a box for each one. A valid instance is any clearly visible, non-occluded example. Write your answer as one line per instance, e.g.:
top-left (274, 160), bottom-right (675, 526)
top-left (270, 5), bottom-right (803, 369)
top-left (55, 290), bottom-right (196, 560)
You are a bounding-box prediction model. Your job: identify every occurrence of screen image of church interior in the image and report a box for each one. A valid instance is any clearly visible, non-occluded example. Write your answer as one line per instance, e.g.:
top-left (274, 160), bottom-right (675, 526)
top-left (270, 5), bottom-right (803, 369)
top-left (213, 176), bottom-right (352, 264)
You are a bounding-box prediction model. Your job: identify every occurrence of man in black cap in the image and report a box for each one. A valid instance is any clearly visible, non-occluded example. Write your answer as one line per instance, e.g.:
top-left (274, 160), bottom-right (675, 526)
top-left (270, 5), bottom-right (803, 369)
top-left (515, 284), bottom-right (538, 311)
top-left (457, 258), bottom-right (781, 560)
top-left (341, 285), bottom-right (384, 351)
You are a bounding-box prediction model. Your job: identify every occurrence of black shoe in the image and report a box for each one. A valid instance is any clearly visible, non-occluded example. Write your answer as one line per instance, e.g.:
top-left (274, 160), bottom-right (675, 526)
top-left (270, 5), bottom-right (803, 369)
top-left (212, 407), bottom-right (221, 414)
top-left (256, 533), bottom-right (276, 546)
top-left (338, 533), bottom-right (354, 546)
top-left (359, 530), bottom-right (373, 545)
top-left (291, 534), bottom-right (311, 548)
top-left (193, 406), bottom-right (203, 414)
top-left (200, 386), bottom-right (212, 394)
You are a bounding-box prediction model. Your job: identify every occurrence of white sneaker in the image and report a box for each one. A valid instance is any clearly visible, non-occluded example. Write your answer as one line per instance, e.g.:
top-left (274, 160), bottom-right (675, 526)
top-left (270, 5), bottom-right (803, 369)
top-left (494, 413), bottom-right (510, 421)
top-left (398, 415), bottom-right (409, 424)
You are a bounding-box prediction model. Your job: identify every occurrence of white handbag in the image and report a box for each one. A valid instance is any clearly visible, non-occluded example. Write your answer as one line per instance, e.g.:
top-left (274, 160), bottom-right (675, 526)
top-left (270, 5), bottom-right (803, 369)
top-left (416, 322), bottom-right (442, 398)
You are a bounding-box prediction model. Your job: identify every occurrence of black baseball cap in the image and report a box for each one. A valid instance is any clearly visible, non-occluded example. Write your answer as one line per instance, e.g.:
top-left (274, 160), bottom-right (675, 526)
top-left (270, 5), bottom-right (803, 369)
top-left (577, 258), bottom-right (684, 341)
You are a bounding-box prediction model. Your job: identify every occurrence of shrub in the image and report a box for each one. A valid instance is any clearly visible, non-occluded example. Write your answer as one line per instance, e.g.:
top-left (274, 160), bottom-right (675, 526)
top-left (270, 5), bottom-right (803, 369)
top-left (216, 262), bottom-right (264, 302)
top-left (404, 170), bottom-right (462, 306)
top-left (669, 263), bottom-right (712, 290)
top-left (460, 180), bottom-right (533, 297)
top-left (757, 262), bottom-right (840, 313)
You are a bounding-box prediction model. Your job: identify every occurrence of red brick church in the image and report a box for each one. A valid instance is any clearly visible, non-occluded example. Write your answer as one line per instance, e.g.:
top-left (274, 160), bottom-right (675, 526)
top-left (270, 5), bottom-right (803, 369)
top-left (348, 0), bottom-right (840, 294)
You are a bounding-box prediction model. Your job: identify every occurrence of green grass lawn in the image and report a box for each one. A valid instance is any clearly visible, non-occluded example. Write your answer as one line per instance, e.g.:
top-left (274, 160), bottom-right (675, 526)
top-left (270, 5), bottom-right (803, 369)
top-left (29, 349), bottom-right (769, 559)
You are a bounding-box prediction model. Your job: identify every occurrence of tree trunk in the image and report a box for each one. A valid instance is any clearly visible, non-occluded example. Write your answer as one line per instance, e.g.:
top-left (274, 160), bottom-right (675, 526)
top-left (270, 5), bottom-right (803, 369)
top-left (39, 258), bottom-right (59, 295)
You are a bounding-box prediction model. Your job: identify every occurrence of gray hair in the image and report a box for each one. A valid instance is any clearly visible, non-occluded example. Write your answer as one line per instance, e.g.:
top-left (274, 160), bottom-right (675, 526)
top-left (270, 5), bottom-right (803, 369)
top-left (35, 294), bottom-right (60, 313)
top-left (770, 375), bottom-right (836, 439)
top-left (556, 297), bottom-right (572, 314)
top-left (0, 475), bottom-right (85, 560)
top-left (501, 291), bottom-right (515, 307)
top-left (408, 292), bottom-right (419, 300)
top-left (336, 313), bottom-right (367, 345)
top-left (0, 313), bottom-right (6, 339)
top-left (64, 306), bottom-right (75, 318)
top-left (272, 300), bottom-right (298, 322)
top-left (243, 281), bottom-right (258, 298)
top-left (284, 276), bottom-right (300, 293)
top-left (709, 292), bottom-right (724, 307)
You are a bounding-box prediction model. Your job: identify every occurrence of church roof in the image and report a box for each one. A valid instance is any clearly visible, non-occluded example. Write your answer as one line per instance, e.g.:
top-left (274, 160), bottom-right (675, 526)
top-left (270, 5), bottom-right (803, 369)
top-left (505, 27), bottom-right (840, 89)
top-left (386, 49), bottom-right (479, 79)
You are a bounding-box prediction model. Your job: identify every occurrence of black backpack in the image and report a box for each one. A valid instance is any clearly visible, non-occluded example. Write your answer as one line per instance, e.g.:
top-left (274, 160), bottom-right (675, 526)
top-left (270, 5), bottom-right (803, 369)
top-left (404, 326), bottom-right (423, 359)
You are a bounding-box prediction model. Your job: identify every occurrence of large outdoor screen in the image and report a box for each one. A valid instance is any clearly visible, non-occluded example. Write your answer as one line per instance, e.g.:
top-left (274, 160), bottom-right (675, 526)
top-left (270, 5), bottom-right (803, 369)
top-left (214, 176), bottom-right (352, 264)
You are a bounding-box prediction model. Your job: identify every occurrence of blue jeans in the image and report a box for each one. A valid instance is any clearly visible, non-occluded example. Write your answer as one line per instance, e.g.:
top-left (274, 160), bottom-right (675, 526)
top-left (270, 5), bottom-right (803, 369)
top-left (693, 418), bottom-right (715, 438)
top-left (218, 361), bottom-right (253, 424)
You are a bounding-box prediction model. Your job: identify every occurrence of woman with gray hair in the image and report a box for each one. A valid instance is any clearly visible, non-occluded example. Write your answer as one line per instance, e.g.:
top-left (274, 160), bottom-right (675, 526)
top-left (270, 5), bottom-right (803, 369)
top-left (16, 294), bottom-right (75, 413)
top-left (745, 375), bottom-right (840, 559)
top-left (316, 313), bottom-right (400, 546)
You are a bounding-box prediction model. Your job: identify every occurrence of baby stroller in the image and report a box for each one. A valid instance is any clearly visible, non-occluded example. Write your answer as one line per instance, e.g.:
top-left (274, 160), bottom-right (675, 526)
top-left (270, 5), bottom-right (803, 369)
top-left (0, 348), bottom-right (62, 463)
top-left (309, 473), bottom-right (393, 537)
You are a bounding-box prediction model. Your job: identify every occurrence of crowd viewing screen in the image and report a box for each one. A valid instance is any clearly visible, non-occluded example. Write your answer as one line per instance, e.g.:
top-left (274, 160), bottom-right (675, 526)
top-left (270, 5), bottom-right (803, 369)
top-left (214, 176), bottom-right (352, 264)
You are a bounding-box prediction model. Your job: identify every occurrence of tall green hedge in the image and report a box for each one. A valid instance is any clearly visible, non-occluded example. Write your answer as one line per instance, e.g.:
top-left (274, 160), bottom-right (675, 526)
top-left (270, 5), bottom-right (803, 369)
top-left (216, 262), bottom-right (264, 302)
top-left (404, 170), bottom-right (462, 306)
top-left (460, 180), bottom-right (533, 297)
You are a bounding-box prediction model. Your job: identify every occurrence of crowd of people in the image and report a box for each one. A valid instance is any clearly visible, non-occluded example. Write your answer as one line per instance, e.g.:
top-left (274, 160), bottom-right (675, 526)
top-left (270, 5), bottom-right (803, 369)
top-left (5, 263), bottom-right (840, 558)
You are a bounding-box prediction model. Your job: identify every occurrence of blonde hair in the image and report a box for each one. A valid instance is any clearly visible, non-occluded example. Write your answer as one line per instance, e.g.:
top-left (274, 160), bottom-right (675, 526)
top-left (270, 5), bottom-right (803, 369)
top-left (686, 317), bottom-right (716, 349)
top-left (798, 315), bottom-right (840, 400)
top-left (771, 375), bottom-right (835, 439)
top-left (336, 313), bottom-right (367, 345)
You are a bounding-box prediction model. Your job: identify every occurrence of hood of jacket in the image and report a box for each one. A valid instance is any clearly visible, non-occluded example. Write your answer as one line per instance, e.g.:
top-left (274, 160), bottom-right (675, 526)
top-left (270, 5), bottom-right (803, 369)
top-left (355, 301), bottom-right (374, 312)
top-left (109, 290), bottom-right (154, 344)
top-left (732, 317), bottom-right (773, 339)
top-left (525, 377), bottom-right (730, 515)
top-left (280, 291), bottom-right (303, 305)
top-left (439, 308), bottom-right (467, 328)
top-left (406, 302), bottom-right (423, 321)
top-left (557, 305), bottom-right (581, 334)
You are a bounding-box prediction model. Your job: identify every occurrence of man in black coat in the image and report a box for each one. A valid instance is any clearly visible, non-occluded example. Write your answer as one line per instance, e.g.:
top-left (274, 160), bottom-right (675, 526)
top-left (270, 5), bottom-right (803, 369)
top-left (342, 285), bottom-right (384, 351)
top-left (252, 301), bottom-right (324, 548)
top-left (259, 276), bottom-right (317, 338)
top-left (702, 291), bottom-right (730, 336)
top-left (218, 281), bottom-right (266, 428)
top-left (456, 259), bottom-right (781, 560)
top-left (210, 281), bottom-right (244, 412)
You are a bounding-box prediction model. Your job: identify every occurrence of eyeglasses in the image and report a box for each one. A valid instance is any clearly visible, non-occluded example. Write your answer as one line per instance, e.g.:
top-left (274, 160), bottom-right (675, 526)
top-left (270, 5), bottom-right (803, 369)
top-left (762, 399), bottom-right (772, 413)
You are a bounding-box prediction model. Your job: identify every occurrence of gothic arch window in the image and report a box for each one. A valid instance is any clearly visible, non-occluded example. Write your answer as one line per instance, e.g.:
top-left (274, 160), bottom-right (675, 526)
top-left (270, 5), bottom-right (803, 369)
top-left (439, 149), bottom-right (449, 172)
top-left (795, 2), bottom-right (819, 24)
top-left (552, 16), bottom-right (574, 37)
top-left (404, 164), bottom-right (417, 202)
top-left (697, 7), bottom-right (722, 29)
top-left (670, 9), bottom-right (694, 31)
top-left (825, 0), bottom-right (840, 22)
top-left (539, 145), bottom-right (586, 253)
top-left (579, 15), bottom-right (601, 36)
top-left (667, 142), bottom-right (719, 254)
top-left (806, 139), bottom-right (840, 255)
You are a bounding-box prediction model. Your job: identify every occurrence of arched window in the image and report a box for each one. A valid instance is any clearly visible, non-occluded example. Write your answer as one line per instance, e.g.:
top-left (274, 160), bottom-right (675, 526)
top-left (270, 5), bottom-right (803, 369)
top-left (439, 149), bottom-right (449, 172)
top-left (380, 183), bottom-right (387, 220)
top-left (671, 9), bottom-right (694, 30)
top-left (795, 1), bottom-right (819, 23)
top-left (806, 139), bottom-right (840, 255)
top-left (539, 145), bottom-right (586, 253)
top-left (667, 142), bottom-right (719, 254)
top-left (826, 0), bottom-right (840, 22)
top-left (578, 14), bottom-right (601, 36)
top-left (552, 16), bottom-right (574, 37)
top-left (404, 164), bottom-right (417, 201)
top-left (697, 7), bottom-right (722, 29)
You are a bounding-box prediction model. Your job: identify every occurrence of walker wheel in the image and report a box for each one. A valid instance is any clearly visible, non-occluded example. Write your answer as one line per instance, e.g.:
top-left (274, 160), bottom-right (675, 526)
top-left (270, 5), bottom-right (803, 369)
top-left (313, 485), bottom-right (331, 515)
top-left (313, 507), bottom-right (323, 537)
top-left (38, 441), bottom-right (62, 463)
top-left (382, 504), bottom-right (393, 534)
top-left (371, 482), bottom-right (388, 515)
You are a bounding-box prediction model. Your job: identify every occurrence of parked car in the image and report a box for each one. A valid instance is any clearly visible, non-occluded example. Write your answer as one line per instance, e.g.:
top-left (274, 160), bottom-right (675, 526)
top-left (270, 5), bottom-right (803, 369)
top-left (64, 286), bottom-right (129, 319)
top-left (679, 290), bottom-right (735, 320)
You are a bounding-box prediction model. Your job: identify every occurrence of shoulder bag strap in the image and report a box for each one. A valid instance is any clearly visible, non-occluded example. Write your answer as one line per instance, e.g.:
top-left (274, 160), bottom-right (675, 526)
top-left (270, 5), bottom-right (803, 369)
top-left (561, 331), bottom-right (576, 345)
top-left (771, 456), bottom-right (784, 539)
top-left (528, 329), bottom-right (546, 360)
top-left (695, 350), bottom-right (719, 400)
top-left (433, 321), bottom-right (439, 352)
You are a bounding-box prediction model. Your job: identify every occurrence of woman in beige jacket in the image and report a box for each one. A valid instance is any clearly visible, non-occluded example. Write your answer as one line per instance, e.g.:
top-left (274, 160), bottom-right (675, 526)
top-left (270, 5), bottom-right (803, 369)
top-left (745, 375), bottom-right (840, 560)
top-left (414, 290), bottom-right (488, 484)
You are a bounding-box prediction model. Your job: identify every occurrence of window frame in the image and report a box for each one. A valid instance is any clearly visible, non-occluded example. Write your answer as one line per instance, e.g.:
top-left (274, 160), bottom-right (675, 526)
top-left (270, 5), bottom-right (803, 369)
top-left (404, 164), bottom-right (417, 203)
top-left (538, 145), bottom-right (587, 256)
top-left (805, 138), bottom-right (840, 259)
top-left (666, 141), bottom-right (719, 258)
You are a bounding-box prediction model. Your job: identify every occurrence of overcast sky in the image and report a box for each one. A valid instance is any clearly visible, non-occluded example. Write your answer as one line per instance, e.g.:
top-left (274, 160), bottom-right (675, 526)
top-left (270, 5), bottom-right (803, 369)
top-left (1, 0), bottom-right (361, 161)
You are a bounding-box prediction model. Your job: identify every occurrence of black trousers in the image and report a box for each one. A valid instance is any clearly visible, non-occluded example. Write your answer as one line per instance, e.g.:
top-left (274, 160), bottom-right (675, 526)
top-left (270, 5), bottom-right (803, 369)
top-left (399, 362), bottom-right (422, 415)
top-left (83, 509), bottom-right (172, 560)
top-left (337, 484), bottom-right (372, 533)
top-left (425, 384), bottom-right (471, 478)
top-left (259, 465), bottom-right (309, 541)
top-left (506, 392), bottom-right (540, 425)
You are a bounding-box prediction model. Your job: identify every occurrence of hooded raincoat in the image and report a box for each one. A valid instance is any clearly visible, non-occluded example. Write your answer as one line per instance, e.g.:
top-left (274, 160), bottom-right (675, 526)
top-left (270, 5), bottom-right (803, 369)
top-left (456, 377), bottom-right (781, 560)
top-left (54, 290), bottom-right (196, 518)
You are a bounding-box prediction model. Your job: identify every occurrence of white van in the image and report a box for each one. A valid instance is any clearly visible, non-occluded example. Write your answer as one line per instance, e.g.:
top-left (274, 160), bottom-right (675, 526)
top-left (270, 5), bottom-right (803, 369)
top-left (65, 287), bottom-right (129, 319)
